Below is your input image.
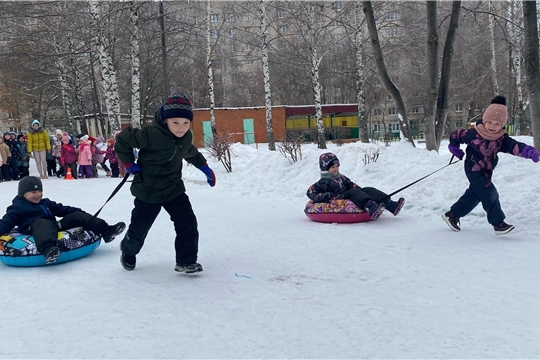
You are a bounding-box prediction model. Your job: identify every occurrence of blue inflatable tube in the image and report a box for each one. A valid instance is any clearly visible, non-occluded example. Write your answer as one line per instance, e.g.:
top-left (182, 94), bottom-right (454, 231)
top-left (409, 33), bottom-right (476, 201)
top-left (0, 227), bottom-right (101, 267)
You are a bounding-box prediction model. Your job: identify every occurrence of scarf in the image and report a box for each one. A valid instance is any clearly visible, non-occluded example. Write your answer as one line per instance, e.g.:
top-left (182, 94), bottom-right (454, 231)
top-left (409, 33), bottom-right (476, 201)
top-left (320, 171), bottom-right (341, 179)
top-left (475, 123), bottom-right (506, 141)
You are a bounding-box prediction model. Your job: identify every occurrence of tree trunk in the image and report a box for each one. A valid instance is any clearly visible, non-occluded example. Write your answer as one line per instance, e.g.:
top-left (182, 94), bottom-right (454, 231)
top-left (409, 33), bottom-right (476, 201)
top-left (259, 0), bottom-right (275, 150)
top-left (489, 1), bottom-right (499, 95)
top-left (90, 0), bottom-right (122, 133)
top-left (355, 1), bottom-right (369, 143)
top-left (206, 0), bottom-right (217, 135)
top-left (362, 1), bottom-right (415, 147)
top-left (159, 0), bottom-right (170, 98)
top-left (424, 1), bottom-right (439, 151)
top-left (130, 1), bottom-right (141, 129)
top-left (523, 0), bottom-right (540, 147)
top-left (434, 1), bottom-right (461, 146)
top-left (310, 46), bottom-right (326, 149)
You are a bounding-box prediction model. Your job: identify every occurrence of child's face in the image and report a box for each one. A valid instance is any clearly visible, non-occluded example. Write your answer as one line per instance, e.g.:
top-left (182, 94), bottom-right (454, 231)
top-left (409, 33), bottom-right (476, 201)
top-left (32, 123), bottom-right (39, 130)
top-left (56, 134), bottom-right (62, 139)
top-left (62, 138), bottom-right (69, 144)
top-left (164, 117), bottom-right (191, 138)
top-left (328, 164), bottom-right (340, 174)
top-left (484, 119), bottom-right (503, 133)
top-left (3, 135), bottom-right (9, 141)
top-left (23, 190), bottom-right (43, 204)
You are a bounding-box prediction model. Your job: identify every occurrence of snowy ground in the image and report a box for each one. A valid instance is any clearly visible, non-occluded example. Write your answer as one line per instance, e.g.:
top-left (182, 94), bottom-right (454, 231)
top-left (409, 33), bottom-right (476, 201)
top-left (1, 137), bottom-right (539, 358)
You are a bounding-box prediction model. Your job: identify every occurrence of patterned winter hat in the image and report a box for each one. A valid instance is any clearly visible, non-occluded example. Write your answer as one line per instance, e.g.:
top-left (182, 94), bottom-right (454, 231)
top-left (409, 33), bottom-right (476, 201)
top-left (162, 92), bottom-right (193, 121)
top-left (18, 176), bottom-right (43, 197)
top-left (483, 95), bottom-right (508, 126)
top-left (319, 152), bottom-right (340, 171)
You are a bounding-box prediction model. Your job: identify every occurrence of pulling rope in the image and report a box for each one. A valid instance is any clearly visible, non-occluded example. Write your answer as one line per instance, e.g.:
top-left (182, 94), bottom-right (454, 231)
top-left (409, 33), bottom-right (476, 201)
top-left (93, 173), bottom-right (131, 218)
top-left (385, 156), bottom-right (460, 199)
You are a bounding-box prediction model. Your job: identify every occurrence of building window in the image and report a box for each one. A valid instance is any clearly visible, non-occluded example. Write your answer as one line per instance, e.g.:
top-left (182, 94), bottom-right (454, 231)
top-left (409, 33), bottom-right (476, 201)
top-left (389, 123), bottom-right (400, 131)
top-left (387, 27), bottom-right (398, 37)
top-left (279, 25), bottom-right (287, 34)
top-left (195, 17), bottom-right (202, 24)
top-left (229, 29), bottom-right (235, 37)
top-left (332, 2), bottom-right (342, 11)
top-left (316, 21), bottom-right (324, 29)
top-left (388, 108), bottom-right (397, 115)
top-left (373, 108), bottom-right (382, 116)
top-left (411, 106), bottom-right (420, 114)
top-left (278, 9), bottom-right (286, 19)
top-left (246, 44), bottom-right (253, 51)
top-left (210, 14), bottom-right (218, 23)
top-left (315, 5), bottom-right (324, 12)
top-left (243, 13), bottom-right (251, 21)
top-left (388, 58), bottom-right (398, 68)
top-left (387, 12), bottom-right (398, 21)
top-left (332, 20), bottom-right (342, 27)
top-left (455, 103), bottom-right (463, 112)
top-left (212, 58), bottom-right (222, 67)
top-left (210, 29), bottom-right (218, 38)
top-left (334, 34), bottom-right (345, 42)
top-left (214, 74), bottom-right (222, 84)
top-left (372, 124), bottom-right (381, 132)
top-left (226, 14), bottom-right (234, 22)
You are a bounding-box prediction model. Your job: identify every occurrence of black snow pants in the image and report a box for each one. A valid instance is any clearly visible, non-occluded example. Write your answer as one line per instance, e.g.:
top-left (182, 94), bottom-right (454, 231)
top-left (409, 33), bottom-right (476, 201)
top-left (342, 187), bottom-right (389, 210)
top-left (23, 212), bottom-right (110, 253)
top-left (120, 193), bottom-right (199, 265)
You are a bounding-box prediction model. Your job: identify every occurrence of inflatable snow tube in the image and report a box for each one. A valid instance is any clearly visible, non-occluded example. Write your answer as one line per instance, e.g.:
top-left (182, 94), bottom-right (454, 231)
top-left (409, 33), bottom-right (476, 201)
top-left (0, 227), bottom-right (101, 267)
top-left (304, 199), bottom-right (373, 223)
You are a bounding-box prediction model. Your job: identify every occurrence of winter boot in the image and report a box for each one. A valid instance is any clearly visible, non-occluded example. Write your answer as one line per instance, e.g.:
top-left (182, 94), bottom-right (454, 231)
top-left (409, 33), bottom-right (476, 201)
top-left (44, 246), bottom-right (61, 264)
top-left (385, 197), bottom-right (405, 216)
top-left (102, 222), bottom-right (126, 243)
top-left (175, 262), bottom-right (203, 274)
top-left (442, 211), bottom-right (460, 231)
top-left (106, 171), bottom-right (112, 177)
top-left (365, 200), bottom-right (385, 220)
top-left (494, 221), bottom-right (515, 235)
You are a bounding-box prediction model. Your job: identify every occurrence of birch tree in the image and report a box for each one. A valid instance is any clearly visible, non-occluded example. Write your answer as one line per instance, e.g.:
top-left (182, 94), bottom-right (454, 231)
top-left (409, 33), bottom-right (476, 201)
top-left (355, 1), bottom-right (368, 143)
top-left (90, 0), bottom-right (122, 133)
top-left (130, 1), bottom-right (142, 129)
top-left (259, 0), bottom-right (275, 150)
top-left (508, 1), bottom-right (527, 134)
top-left (206, 0), bottom-right (217, 134)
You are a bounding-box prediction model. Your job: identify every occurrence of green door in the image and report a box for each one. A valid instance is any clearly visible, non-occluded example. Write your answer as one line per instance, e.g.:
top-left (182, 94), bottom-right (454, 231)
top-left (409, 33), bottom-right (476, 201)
top-left (243, 118), bottom-right (255, 144)
top-left (202, 121), bottom-right (213, 146)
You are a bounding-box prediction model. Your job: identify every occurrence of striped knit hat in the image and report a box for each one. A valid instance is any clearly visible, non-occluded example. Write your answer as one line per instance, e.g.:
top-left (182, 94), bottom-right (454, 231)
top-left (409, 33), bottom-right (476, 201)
top-left (162, 92), bottom-right (193, 121)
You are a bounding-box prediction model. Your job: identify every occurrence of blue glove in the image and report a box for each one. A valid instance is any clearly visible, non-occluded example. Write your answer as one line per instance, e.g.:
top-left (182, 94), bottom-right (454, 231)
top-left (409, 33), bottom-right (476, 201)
top-left (199, 164), bottom-right (216, 187)
top-left (448, 144), bottom-right (464, 160)
top-left (124, 162), bottom-right (141, 175)
top-left (522, 145), bottom-right (539, 163)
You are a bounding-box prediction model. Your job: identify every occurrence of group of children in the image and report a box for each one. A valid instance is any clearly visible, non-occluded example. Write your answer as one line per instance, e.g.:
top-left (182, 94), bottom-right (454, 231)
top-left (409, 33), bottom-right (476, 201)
top-left (0, 132), bottom-right (29, 182)
top-left (56, 132), bottom-right (123, 180)
top-left (0, 93), bottom-right (538, 273)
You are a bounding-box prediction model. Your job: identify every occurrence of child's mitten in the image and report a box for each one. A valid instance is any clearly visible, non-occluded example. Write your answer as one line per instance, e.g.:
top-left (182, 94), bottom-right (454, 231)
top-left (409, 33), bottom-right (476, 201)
top-left (522, 145), bottom-right (539, 163)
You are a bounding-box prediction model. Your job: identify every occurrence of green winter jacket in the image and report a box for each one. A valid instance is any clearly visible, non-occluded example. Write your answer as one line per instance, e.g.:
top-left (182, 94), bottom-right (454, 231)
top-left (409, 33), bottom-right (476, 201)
top-left (115, 121), bottom-right (207, 204)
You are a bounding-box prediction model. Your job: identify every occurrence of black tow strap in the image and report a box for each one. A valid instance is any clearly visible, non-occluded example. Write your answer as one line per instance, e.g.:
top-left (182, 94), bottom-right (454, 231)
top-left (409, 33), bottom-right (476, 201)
top-left (385, 156), bottom-right (460, 199)
top-left (93, 173), bottom-right (131, 218)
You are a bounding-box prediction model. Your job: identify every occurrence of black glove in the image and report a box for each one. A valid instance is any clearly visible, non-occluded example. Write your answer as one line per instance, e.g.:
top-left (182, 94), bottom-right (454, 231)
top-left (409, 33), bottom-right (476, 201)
top-left (315, 192), bottom-right (332, 203)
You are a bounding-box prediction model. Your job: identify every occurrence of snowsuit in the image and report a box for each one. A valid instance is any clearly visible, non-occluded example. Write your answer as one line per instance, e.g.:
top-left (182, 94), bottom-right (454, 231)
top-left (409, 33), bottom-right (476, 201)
top-left (3, 134), bottom-right (20, 180)
top-left (17, 140), bottom-right (30, 178)
top-left (307, 173), bottom-right (388, 209)
top-left (77, 142), bottom-right (92, 178)
top-left (60, 141), bottom-right (78, 179)
top-left (115, 109), bottom-right (207, 265)
top-left (449, 120), bottom-right (530, 225)
top-left (104, 140), bottom-right (119, 177)
top-left (0, 196), bottom-right (111, 254)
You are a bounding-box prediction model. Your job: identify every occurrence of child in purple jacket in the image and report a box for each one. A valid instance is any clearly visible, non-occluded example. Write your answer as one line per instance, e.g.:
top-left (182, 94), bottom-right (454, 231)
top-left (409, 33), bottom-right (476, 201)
top-left (443, 95), bottom-right (539, 235)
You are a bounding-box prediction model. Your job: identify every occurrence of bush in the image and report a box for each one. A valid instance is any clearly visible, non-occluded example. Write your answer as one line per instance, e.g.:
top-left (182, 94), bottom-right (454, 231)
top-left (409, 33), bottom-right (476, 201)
top-left (204, 131), bottom-right (234, 173)
top-left (277, 130), bottom-right (305, 164)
